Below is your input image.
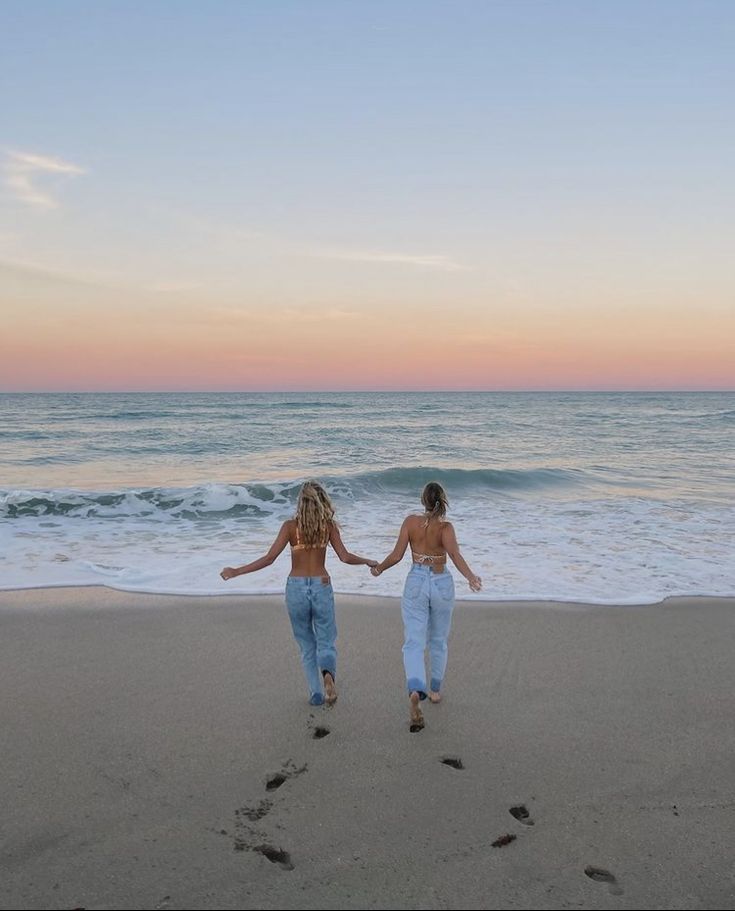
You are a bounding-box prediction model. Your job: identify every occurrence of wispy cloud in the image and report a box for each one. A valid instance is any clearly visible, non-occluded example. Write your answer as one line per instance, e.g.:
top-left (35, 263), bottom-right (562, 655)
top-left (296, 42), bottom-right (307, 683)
top-left (281, 306), bottom-right (359, 322)
top-left (3, 150), bottom-right (86, 209)
top-left (147, 280), bottom-right (203, 294)
top-left (0, 256), bottom-right (133, 291)
top-left (311, 248), bottom-right (469, 271)
top-left (0, 257), bottom-right (100, 286)
top-left (196, 305), bottom-right (360, 326)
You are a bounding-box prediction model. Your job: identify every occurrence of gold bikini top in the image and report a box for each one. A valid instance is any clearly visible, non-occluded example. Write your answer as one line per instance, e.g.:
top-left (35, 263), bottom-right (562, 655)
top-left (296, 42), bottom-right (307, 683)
top-left (291, 524), bottom-right (329, 551)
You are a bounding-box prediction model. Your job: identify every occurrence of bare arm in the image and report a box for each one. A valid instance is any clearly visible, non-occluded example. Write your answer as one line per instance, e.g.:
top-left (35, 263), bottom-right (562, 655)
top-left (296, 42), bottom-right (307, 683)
top-left (442, 523), bottom-right (482, 591)
top-left (220, 521), bottom-right (291, 580)
top-left (329, 525), bottom-right (377, 567)
top-left (371, 518), bottom-right (411, 575)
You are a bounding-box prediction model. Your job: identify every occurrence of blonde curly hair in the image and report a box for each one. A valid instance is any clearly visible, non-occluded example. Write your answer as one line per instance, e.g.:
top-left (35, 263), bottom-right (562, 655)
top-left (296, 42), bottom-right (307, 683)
top-left (295, 480), bottom-right (335, 547)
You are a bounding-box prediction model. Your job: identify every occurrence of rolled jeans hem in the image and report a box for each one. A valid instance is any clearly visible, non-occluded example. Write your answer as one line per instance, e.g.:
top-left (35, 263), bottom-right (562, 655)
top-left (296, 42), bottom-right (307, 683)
top-left (407, 677), bottom-right (427, 699)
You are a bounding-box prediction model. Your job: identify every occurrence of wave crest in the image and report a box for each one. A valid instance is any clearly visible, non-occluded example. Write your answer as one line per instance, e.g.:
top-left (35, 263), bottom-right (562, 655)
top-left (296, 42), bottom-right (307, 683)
top-left (0, 466), bottom-right (586, 520)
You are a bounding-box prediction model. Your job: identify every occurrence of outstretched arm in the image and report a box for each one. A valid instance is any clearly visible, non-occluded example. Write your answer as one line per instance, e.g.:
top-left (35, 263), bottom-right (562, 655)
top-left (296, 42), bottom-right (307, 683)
top-left (220, 521), bottom-right (291, 580)
top-left (371, 518), bottom-right (411, 576)
top-left (442, 523), bottom-right (482, 591)
top-left (329, 525), bottom-right (377, 567)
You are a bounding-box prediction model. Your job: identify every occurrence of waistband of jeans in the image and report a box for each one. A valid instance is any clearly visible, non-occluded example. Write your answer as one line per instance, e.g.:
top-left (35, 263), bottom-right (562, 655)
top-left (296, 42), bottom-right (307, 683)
top-left (408, 564), bottom-right (450, 576)
top-left (287, 575), bottom-right (332, 583)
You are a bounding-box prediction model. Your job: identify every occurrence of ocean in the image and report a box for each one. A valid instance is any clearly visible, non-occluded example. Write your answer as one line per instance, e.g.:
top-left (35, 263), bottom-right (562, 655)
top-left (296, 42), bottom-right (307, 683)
top-left (1, 391), bottom-right (733, 603)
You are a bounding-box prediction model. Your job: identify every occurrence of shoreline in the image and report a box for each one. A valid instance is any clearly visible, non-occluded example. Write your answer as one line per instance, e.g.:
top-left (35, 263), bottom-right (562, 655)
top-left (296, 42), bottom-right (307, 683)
top-left (2, 583), bottom-right (734, 610)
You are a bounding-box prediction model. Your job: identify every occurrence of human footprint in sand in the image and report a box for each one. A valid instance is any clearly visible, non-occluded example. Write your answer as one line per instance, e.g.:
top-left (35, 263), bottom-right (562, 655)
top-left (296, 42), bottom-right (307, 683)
top-left (371, 481), bottom-right (481, 732)
top-left (221, 481), bottom-right (376, 706)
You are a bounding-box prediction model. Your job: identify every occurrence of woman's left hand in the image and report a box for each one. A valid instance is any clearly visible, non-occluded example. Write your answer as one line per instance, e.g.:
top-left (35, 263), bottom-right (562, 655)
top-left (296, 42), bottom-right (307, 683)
top-left (370, 565), bottom-right (382, 577)
top-left (220, 567), bottom-right (237, 581)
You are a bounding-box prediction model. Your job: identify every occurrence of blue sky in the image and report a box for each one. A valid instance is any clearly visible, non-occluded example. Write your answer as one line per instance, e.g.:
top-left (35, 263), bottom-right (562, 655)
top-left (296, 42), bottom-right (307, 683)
top-left (1, 1), bottom-right (734, 390)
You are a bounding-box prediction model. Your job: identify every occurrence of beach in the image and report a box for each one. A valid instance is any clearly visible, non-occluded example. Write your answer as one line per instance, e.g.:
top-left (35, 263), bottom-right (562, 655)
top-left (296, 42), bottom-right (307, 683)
top-left (4, 1), bottom-right (735, 908)
top-left (2, 587), bottom-right (734, 910)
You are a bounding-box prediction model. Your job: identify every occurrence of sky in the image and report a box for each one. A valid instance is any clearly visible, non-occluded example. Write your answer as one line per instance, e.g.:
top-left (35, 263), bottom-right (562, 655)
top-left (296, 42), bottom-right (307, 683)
top-left (1, 0), bottom-right (733, 391)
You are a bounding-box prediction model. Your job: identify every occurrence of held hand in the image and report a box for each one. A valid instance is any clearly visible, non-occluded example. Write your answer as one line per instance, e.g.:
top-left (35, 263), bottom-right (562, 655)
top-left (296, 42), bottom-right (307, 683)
top-left (220, 567), bottom-right (237, 581)
top-left (370, 565), bottom-right (382, 577)
top-left (366, 559), bottom-right (378, 568)
top-left (468, 574), bottom-right (482, 592)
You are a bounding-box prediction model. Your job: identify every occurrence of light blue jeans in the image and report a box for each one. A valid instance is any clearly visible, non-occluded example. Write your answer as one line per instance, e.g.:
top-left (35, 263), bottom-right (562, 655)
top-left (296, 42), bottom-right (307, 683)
top-left (285, 575), bottom-right (337, 706)
top-left (401, 564), bottom-right (455, 698)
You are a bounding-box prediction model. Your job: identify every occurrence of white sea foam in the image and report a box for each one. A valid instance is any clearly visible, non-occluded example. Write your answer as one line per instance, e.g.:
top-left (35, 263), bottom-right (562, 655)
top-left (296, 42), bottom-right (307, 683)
top-left (1, 484), bottom-right (733, 604)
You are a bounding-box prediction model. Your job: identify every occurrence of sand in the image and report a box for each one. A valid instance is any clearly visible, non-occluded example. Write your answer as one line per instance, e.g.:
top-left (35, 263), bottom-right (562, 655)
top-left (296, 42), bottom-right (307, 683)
top-left (1, 587), bottom-right (734, 910)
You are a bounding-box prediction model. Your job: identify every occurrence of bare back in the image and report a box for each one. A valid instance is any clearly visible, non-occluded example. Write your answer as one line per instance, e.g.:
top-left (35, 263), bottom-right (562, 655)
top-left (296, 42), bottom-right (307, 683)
top-left (372, 505), bottom-right (480, 591)
top-left (287, 518), bottom-right (330, 577)
top-left (406, 514), bottom-right (450, 571)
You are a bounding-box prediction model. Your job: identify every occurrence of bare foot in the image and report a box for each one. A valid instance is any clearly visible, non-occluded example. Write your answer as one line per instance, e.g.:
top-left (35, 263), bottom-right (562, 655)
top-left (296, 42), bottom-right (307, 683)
top-left (409, 691), bottom-right (425, 732)
top-left (429, 691), bottom-right (442, 704)
top-left (323, 672), bottom-right (338, 706)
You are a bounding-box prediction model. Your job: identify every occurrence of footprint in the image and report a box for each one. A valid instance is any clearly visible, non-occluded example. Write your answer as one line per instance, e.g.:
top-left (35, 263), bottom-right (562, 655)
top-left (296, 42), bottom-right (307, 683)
top-left (312, 726), bottom-right (330, 740)
top-left (509, 804), bottom-right (534, 826)
top-left (232, 812), bottom-right (267, 852)
top-left (491, 833), bottom-right (517, 848)
top-left (440, 756), bottom-right (464, 770)
top-left (585, 865), bottom-right (623, 895)
top-left (254, 844), bottom-right (294, 871)
top-left (232, 815), bottom-right (268, 853)
top-left (264, 760), bottom-right (308, 792)
top-left (230, 761), bottom-right (306, 860)
top-left (237, 799), bottom-right (272, 821)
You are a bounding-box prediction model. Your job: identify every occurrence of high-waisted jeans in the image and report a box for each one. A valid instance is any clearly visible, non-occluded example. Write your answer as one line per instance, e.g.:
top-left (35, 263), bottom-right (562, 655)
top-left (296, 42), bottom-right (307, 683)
top-left (401, 564), bottom-right (455, 697)
top-left (285, 575), bottom-right (337, 705)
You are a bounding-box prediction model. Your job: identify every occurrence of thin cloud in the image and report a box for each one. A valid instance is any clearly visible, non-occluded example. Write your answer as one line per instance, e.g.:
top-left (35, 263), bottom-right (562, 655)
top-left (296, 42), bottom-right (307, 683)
top-left (311, 248), bottom-right (469, 271)
top-left (0, 256), bottom-right (138, 292)
top-left (3, 150), bottom-right (86, 209)
top-left (0, 257), bottom-right (104, 287)
top-left (281, 306), bottom-right (359, 322)
top-left (197, 305), bottom-right (359, 326)
top-left (147, 280), bottom-right (203, 293)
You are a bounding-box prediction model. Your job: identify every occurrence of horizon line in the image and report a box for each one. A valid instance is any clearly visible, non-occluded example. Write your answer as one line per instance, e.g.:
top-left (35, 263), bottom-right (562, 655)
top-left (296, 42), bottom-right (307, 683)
top-left (1, 388), bottom-right (733, 395)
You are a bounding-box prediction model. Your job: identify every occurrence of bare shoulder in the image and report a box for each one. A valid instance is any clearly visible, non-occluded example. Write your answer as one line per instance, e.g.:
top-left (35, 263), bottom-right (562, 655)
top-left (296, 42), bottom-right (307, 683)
top-left (404, 514), bottom-right (423, 529)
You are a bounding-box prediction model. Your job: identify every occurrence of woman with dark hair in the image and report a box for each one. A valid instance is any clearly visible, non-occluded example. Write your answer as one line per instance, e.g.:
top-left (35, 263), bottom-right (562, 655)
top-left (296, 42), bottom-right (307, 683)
top-left (371, 481), bottom-right (482, 732)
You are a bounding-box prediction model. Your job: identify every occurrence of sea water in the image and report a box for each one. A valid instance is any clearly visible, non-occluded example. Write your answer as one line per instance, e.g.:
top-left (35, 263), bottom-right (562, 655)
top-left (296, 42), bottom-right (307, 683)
top-left (1, 391), bottom-right (733, 603)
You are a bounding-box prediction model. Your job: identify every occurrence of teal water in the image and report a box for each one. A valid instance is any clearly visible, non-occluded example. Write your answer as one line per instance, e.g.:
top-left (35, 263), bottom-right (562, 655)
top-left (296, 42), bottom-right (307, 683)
top-left (1, 391), bottom-right (733, 602)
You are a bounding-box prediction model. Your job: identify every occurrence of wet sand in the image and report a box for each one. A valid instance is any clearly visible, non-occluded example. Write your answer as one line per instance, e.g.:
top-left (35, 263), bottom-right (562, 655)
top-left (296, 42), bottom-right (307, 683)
top-left (1, 587), bottom-right (734, 910)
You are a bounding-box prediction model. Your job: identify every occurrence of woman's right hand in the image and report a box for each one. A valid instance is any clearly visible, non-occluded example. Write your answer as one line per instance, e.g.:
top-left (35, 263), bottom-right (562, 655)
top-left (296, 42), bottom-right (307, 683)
top-left (468, 574), bottom-right (482, 592)
top-left (220, 567), bottom-right (237, 581)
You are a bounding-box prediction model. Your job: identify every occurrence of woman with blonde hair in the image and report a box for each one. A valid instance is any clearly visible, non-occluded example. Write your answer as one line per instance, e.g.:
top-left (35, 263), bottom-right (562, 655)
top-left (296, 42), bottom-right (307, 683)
top-left (221, 481), bottom-right (376, 706)
top-left (371, 481), bottom-right (482, 732)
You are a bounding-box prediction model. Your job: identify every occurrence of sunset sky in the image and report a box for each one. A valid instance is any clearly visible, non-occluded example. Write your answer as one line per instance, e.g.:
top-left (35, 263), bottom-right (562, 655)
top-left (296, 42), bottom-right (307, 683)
top-left (1, 0), bottom-right (733, 391)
